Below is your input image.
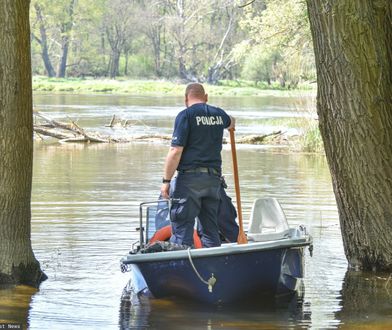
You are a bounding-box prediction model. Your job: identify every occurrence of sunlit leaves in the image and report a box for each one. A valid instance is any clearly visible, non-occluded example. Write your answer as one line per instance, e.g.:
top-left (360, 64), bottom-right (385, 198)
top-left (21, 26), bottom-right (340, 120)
top-left (237, 0), bottom-right (315, 87)
top-left (29, 0), bottom-right (315, 85)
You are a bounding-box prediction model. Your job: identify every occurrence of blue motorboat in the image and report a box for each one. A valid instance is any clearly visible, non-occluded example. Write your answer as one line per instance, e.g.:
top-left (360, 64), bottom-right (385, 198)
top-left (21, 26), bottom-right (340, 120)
top-left (121, 197), bottom-right (313, 304)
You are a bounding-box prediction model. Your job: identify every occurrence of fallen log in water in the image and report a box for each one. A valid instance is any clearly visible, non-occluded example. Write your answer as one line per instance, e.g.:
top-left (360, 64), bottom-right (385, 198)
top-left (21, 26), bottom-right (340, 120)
top-left (33, 112), bottom-right (286, 145)
top-left (223, 131), bottom-right (284, 144)
top-left (133, 134), bottom-right (172, 141)
top-left (34, 111), bottom-right (118, 143)
top-left (34, 126), bottom-right (75, 140)
top-left (104, 115), bottom-right (148, 128)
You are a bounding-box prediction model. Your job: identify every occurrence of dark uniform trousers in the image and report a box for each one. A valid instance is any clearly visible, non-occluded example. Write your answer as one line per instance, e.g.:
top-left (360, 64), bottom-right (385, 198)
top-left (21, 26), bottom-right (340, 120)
top-left (170, 171), bottom-right (221, 248)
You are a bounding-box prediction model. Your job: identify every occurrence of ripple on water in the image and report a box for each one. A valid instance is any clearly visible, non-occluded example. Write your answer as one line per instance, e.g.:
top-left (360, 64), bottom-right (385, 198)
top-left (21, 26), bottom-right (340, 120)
top-left (4, 95), bottom-right (388, 329)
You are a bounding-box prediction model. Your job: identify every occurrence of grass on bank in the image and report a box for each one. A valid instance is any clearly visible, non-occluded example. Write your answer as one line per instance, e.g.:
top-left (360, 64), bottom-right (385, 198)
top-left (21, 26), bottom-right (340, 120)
top-left (32, 76), bottom-right (316, 97)
top-left (246, 117), bottom-right (324, 153)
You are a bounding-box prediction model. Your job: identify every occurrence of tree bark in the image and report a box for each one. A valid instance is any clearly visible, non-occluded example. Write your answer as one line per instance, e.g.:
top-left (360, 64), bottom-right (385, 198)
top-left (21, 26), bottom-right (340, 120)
top-left (0, 0), bottom-right (46, 286)
top-left (307, 0), bottom-right (392, 270)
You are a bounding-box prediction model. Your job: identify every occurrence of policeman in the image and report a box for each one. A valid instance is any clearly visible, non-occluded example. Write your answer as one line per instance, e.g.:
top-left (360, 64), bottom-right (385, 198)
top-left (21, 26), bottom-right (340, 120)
top-left (160, 83), bottom-right (235, 247)
top-left (155, 176), bottom-right (239, 243)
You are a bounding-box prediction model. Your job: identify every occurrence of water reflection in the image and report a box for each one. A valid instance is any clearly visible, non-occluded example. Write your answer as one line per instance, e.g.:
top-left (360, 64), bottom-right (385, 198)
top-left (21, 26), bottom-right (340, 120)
top-left (28, 141), bottom-right (343, 329)
top-left (2, 94), bottom-right (357, 329)
top-left (33, 93), bottom-right (315, 138)
top-left (119, 288), bottom-right (310, 330)
top-left (0, 285), bottom-right (37, 328)
top-left (336, 270), bottom-right (392, 329)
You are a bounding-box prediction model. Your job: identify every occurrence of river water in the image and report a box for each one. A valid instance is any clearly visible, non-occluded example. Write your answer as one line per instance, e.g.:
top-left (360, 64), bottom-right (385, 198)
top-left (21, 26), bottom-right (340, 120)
top-left (1, 93), bottom-right (391, 329)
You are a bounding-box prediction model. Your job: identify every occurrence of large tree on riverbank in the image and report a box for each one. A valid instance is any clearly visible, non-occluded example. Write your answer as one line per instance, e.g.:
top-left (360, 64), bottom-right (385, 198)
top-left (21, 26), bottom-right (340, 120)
top-left (0, 0), bottom-right (46, 286)
top-left (31, 0), bottom-right (77, 78)
top-left (306, 0), bottom-right (392, 270)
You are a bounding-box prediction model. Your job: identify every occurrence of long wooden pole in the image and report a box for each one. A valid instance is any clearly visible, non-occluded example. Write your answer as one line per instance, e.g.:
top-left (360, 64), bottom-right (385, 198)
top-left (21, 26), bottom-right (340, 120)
top-left (229, 129), bottom-right (248, 244)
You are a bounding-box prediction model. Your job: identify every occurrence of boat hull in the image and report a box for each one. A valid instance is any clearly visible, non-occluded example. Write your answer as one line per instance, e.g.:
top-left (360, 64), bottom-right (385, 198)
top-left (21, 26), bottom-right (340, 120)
top-left (123, 241), bottom-right (308, 304)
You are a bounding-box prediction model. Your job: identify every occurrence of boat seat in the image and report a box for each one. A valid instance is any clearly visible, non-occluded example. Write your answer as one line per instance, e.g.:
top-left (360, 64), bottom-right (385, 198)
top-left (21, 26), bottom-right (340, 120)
top-left (247, 197), bottom-right (290, 242)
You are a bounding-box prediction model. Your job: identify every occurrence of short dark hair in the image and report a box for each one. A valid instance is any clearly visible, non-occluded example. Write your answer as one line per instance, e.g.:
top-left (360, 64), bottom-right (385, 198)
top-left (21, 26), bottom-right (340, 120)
top-left (185, 83), bottom-right (206, 98)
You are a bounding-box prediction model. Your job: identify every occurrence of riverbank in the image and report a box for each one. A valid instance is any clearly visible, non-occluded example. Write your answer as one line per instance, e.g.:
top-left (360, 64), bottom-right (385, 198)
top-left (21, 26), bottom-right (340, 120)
top-left (32, 76), bottom-right (316, 97)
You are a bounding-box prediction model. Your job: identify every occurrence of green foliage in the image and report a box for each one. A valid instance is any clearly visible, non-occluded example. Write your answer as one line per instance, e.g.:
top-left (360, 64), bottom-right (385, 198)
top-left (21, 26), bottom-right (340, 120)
top-left (32, 76), bottom-right (183, 94)
top-left (32, 76), bottom-right (314, 95)
top-left (237, 0), bottom-right (316, 87)
top-left (300, 122), bottom-right (324, 153)
top-left (120, 54), bottom-right (154, 78)
top-left (29, 0), bottom-right (314, 88)
top-left (241, 46), bottom-right (281, 85)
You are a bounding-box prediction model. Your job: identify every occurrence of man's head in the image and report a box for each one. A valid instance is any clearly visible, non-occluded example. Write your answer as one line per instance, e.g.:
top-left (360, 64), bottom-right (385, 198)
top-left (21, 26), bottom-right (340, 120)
top-left (185, 83), bottom-right (208, 107)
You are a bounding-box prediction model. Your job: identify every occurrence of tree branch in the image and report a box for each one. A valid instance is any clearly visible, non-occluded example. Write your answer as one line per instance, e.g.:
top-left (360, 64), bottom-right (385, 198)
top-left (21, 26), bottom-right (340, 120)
top-left (238, 0), bottom-right (256, 9)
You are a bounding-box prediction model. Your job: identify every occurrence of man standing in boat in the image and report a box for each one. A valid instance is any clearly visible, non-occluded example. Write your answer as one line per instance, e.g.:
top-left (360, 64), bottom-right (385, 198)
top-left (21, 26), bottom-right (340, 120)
top-left (161, 83), bottom-right (235, 248)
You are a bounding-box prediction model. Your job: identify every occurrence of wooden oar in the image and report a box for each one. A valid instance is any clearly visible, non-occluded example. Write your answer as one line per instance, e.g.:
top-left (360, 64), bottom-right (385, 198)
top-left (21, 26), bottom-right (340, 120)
top-left (229, 128), bottom-right (248, 244)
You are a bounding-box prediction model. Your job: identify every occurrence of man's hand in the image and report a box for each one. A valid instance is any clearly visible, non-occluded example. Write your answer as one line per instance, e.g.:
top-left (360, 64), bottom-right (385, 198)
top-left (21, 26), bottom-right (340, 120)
top-left (161, 183), bottom-right (170, 199)
top-left (160, 146), bottom-right (183, 199)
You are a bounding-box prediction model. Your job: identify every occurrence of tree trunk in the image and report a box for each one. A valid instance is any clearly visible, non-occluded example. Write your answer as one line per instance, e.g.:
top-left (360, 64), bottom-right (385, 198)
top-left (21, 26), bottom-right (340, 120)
top-left (57, 35), bottom-right (69, 78)
top-left (207, 8), bottom-right (235, 85)
top-left (124, 50), bottom-right (129, 76)
top-left (33, 3), bottom-right (56, 77)
top-left (56, 0), bottom-right (76, 78)
top-left (0, 0), bottom-right (46, 286)
top-left (153, 39), bottom-right (161, 77)
top-left (178, 45), bottom-right (188, 80)
top-left (207, 64), bottom-right (221, 84)
top-left (108, 50), bottom-right (120, 79)
top-left (307, 0), bottom-right (392, 270)
top-left (101, 30), bottom-right (106, 74)
top-left (105, 22), bottom-right (123, 79)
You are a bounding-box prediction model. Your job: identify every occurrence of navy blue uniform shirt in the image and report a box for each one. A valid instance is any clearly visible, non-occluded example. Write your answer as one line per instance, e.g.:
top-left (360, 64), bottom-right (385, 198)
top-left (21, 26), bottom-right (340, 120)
top-left (171, 103), bottom-right (231, 170)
